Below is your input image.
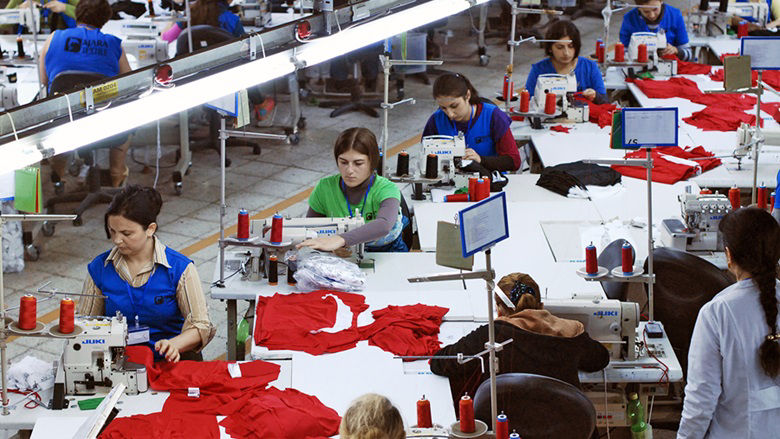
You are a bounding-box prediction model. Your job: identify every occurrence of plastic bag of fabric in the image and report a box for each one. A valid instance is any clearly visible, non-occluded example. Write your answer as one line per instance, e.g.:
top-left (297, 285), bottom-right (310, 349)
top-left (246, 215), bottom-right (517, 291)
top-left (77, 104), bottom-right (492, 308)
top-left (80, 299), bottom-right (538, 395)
top-left (2, 201), bottom-right (24, 273)
top-left (292, 248), bottom-right (366, 292)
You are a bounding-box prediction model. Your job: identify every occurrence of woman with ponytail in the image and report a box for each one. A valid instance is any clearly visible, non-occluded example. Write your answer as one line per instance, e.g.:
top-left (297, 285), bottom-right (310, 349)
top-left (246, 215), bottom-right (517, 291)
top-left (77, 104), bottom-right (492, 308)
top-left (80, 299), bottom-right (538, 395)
top-left (678, 207), bottom-right (780, 438)
top-left (78, 185), bottom-right (215, 362)
top-left (339, 394), bottom-right (405, 439)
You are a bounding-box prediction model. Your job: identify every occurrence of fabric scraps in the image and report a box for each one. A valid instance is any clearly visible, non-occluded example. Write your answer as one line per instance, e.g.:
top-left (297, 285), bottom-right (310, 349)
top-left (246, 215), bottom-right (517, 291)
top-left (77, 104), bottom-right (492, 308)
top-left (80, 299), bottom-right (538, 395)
top-left (550, 125), bottom-right (572, 133)
top-left (611, 146), bottom-right (721, 184)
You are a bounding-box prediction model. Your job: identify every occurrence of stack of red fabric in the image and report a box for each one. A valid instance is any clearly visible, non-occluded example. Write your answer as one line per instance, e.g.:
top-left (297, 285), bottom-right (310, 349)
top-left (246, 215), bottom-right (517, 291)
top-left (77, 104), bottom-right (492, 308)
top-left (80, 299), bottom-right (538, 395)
top-left (611, 146), bottom-right (721, 184)
top-left (573, 95), bottom-right (617, 128)
top-left (359, 304), bottom-right (449, 359)
top-left (661, 54), bottom-right (712, 75)
top-left (99, 412), bottom-right (221, 439)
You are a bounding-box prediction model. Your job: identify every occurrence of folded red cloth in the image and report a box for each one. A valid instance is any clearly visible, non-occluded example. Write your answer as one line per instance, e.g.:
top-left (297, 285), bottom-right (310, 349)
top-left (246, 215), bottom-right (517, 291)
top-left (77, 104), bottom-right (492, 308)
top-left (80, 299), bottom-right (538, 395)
top-left (573, 95), bottom-right (617, 128)
top-left (358, 304), bottom-right (449, 359)
top-left (550, 125), bottom-right (571, 133)
top-left (661, 54), bottom-right (712, 75)
top-left (683, 106), bottom-right (759, 131)
top-left (611, 146), bottom-right (721, 184)
top-left (764, 102), bottom-right (780, 124)
top-left (99, 412), bottom-right (220, 439)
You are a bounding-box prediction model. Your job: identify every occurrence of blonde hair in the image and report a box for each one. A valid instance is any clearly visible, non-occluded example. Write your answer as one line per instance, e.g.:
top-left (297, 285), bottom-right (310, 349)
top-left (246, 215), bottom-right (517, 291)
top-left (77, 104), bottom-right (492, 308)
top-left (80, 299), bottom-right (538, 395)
top-left (339, 394), bottom-right (406, 439)
top-left (496, 272), bottom-right (542, 316)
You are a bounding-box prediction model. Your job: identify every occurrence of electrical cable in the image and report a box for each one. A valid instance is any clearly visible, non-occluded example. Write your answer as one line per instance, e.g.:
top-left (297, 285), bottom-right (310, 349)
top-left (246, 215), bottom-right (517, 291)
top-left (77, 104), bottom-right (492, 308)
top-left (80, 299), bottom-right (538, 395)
top-left (643, 328), bottom-right (670, 385)
top-left (6, 111), bottom-right (18, 141)
top-left (153, 119), bottom-right (161, 188)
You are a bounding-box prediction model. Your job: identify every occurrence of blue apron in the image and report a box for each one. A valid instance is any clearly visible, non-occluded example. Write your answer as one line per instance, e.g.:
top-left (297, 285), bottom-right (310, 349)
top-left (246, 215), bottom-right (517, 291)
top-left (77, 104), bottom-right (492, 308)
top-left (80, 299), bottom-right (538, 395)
top-left (432, 102), bottom-right (497, 158)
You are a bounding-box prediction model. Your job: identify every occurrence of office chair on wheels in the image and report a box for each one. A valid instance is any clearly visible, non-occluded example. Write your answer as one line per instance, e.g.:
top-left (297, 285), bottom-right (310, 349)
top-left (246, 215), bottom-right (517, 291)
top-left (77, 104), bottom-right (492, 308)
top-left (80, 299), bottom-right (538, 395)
top-left (473, 373), bottom-right (597, 439)
top-left (642, 247), bottom-right (733, 375)
top-left (44, 71), bottom-right (131, 227)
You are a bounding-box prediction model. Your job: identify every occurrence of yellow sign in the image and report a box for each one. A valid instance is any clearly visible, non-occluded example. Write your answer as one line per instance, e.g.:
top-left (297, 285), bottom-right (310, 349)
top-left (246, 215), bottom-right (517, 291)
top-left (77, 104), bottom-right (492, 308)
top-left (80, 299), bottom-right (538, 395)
top-left (79, 80), bottom-right (119, 106)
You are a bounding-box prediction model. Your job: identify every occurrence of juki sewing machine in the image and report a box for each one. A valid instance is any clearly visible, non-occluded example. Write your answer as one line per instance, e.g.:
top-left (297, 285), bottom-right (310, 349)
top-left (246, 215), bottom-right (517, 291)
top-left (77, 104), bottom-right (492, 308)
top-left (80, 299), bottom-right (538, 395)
top-left (420, 134), bottom-right (467, 185)
top-left (54, 314), bottom-right (148, 406)
top-left (0, 7), bottom-right (40, 32)
top-left (122, 39), bottom-right (169, 68)
top-left (660, 192), bottom-right (731, 252)
top-left (530, 73), bottom-right (590, 123)
top-left (544, 297), bottom-right (640, 360)
top-left (627, 32), bottom-right (677, 76)
top-left (689, 1), bottom-right (769, 36)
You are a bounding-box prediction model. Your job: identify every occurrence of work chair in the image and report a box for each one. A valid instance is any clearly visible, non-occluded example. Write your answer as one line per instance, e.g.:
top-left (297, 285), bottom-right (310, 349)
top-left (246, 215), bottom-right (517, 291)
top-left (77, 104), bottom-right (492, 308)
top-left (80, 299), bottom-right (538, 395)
top-left (598, 239), bottom-right (635, 300)
top-left (642, 247), bottom-right (734, 374)
top-left (44, 71), bottom-right (130, 227)
top-left (176, 25), bottom-right (257, 167)
top-left (473, 373), bottom-right (596, 439)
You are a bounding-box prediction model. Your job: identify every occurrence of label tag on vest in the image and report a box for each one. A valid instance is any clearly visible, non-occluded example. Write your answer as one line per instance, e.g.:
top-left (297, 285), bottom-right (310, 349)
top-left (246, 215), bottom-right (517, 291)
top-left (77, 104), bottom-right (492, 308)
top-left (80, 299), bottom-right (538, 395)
top-left (128, 324), bottom-right (150, 345)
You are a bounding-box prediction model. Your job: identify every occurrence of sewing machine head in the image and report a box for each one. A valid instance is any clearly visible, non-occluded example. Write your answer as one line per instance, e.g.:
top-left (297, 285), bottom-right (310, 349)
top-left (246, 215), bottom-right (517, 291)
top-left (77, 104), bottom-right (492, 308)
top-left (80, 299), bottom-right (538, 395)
top-left (707, 1), bottom-right (768, 26)
top-left (420, 134), bottom-right (466, 183)
top-left (681, 193), bottom-right (730, 251)
top-left (533, 74), bottom-right (573, 113)
top-left (0, 8), bottom-right (40, 32)
top-left (628, 32), bottom-right (661, 62)
top-left (122, 39), bottom-right (169, 68)
top-left (60, 313), bottom-right (148, 396)
top-left (543, 297), bottom-right (640, 360)
top-left (252, 215), bottom-right (366, 260)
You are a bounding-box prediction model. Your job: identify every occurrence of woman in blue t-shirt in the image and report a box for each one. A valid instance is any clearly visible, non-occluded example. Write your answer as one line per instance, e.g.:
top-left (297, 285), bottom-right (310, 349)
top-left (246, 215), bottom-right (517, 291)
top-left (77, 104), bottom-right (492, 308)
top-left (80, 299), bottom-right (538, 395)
top-left (38, 0), bottom-right (132, 187)
top-left (524, 20), bottom-right (607, 104)
top-left (161, 0), bottom-right (244, 42)
top-left (619, 0), bottom-right (692, 61)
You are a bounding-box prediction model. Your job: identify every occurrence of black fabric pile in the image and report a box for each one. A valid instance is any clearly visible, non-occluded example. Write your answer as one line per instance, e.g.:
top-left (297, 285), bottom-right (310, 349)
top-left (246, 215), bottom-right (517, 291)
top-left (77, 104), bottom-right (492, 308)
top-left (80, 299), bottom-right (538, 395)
top-left (536, 161), bottom-right (622, 197)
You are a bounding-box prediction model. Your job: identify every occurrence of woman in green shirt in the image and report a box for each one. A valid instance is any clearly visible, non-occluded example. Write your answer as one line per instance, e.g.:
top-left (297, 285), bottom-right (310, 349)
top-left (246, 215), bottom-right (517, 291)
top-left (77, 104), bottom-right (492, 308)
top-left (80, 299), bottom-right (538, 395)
top-left (298, 127), bottom-right (408, 253)
top-left (8, 0), bottom-right (79, 30)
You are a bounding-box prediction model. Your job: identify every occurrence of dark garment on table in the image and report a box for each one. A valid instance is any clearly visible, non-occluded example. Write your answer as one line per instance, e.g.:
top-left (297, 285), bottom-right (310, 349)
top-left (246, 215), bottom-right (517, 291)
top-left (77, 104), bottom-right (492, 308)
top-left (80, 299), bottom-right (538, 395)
top-left (111, 0), bottom-right (146, 19)
top-left (536, 161), bottom-right (622, 197)
top-left (430, 310), bottom-right (609, 408)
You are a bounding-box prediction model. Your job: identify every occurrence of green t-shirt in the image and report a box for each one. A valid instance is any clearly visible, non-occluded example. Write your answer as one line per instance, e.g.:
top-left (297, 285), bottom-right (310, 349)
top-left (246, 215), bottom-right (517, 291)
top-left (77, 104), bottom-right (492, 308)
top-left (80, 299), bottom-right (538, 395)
top-left (309, 174), bottom-right (400, 222)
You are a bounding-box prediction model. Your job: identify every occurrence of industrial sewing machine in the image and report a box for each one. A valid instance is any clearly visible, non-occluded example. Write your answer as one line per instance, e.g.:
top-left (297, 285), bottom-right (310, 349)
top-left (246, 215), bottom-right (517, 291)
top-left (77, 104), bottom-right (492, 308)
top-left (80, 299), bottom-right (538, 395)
top-left (544, 297), bottom-right (640, 361)
top-left (627, 32), bottom-right (677, 76)
top-left (529, 74), bottom-right (589, 123)
top-left (660, 192), bottom-right (731, 252)
top-left (689, 1), bottom-right (769, 36)
top-left (54, 314), bottom-right (148, 405)
top-left (0, 79), bottom-right (19, 111)
top-left (122, 39), bottom-right (169, 68)
top-left (420, 134), bottom-right (467, 185)
top-left (0, 8), bottom-right (40, 32)
top-left (234, 0), bottom-right (272, 27)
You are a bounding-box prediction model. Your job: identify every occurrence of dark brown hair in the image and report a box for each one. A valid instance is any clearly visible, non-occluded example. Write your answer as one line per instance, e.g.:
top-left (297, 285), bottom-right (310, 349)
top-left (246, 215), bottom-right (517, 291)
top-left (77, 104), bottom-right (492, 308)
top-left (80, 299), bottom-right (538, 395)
top-left (719, 207), bottom-right (780, 378)
top-left (496, 272), bottom-right (542, 315)
top-left (75, 0), bottom-right (113, 28)
top-left (432, 73), bottom-right (481, 105)
top-left (191, 0), bottom-right (224, 27)
top-left (544, 19), bottom-right (581, 59)
top-left (333, 127), bottom-right (380, 171)
top-left (635, 0), bottom-right (661, 5)
top-left (104, 185), bottom-right (163, 238)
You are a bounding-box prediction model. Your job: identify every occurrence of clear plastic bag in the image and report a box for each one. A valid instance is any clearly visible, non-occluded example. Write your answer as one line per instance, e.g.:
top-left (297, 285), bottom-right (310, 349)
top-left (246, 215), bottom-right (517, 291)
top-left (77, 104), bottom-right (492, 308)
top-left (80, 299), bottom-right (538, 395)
top-left (2, 201), bottom-right (24, 273)
top-left (290, 248), bottom-right (366, 292)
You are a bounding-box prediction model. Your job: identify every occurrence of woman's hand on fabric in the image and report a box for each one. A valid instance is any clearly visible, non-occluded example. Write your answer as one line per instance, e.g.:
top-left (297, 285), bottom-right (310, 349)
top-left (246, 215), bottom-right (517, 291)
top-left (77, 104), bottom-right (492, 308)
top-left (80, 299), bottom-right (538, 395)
top-left (582, 89), bottom-right (596, 101)
top-left (661, 44), bottom-right (677, 56)
top-left (43, 1), bottom-right (66, 13)
top-left (463, 148), bottom-right (481, 163)
top-left (296, 235), bottom-right (347, 252)
top-left (155, 339), bottom-right (181, 363)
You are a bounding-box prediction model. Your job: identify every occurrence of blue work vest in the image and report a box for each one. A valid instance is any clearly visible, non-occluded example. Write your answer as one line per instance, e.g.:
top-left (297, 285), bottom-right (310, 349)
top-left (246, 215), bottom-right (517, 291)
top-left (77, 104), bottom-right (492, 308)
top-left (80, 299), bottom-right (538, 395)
top-left (432, 102), bottom-right (497, 158)
top-left (87, 246), bottom-right (190, 357)
top-left (44, 26), bottom-right (122, 93)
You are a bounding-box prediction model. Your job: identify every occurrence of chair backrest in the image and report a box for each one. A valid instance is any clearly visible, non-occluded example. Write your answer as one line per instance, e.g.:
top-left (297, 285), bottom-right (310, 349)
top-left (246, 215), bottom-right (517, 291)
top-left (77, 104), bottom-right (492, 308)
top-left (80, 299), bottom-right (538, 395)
top-left (473, 373), bottom-right (596, 439)
top-left (643, 247), bottom-right (734, 374)
top-left (49, 70), bottom-right (107, 95)
top-left (598, 239), bottom-right (635, 300)
top-left (176, 25), bottom-right (235, 56)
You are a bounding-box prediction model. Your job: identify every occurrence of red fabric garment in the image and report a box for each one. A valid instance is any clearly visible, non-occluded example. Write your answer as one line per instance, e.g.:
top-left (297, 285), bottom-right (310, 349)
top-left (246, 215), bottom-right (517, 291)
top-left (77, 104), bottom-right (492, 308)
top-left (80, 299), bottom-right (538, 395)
top-left (550, 125), bottom-right (571, 133)
top-left (611, 146), bottom-right (721, 184)
top-left (763, 102), bottom-right (780, 124)
top-left (253, 290), bottom-right (369, 355)
top-left (683, 105), bottom-right (759, 131)
top-left (573, 95), bottom-right (617, 128)
top-left (709, 67), bottom-right (780, 91)
top-left (125, 346), bottom-right (280, 393)
top-left (219, 387), bottom-right (341, 439)
top-left (660, 54), bottom-right (712, 75)
top-left (358, 304), bottom-right (449, 359)
top-left (98, 412), bottom-right (219, 439)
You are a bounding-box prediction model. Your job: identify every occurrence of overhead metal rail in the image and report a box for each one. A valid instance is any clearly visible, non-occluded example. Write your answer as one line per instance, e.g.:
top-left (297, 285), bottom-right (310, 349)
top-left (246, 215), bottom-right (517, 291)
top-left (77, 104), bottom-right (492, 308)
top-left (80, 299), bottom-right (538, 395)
top-left (0, 0), bottom-right (446, 148)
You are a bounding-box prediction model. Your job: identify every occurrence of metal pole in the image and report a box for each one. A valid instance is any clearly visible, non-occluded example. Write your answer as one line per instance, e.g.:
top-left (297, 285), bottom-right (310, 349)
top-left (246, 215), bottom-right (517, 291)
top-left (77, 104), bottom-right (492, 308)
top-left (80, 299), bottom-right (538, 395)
top-left (219, 116), bottom-right (226, 286)
top-left (0, 217), bottom-right (8, 416)
top-left (27, 0), bottom-right (42, 95)
top-left (185, 0), bottom-right (193, 54)
top-left (485, 249), bottom-right (498, 433)
top-left (382, 53), bottom-right (390, 176)
top-left (646, 147), bottom-right (654, 321)
top-left (752, 70), bottom-right (763, 205)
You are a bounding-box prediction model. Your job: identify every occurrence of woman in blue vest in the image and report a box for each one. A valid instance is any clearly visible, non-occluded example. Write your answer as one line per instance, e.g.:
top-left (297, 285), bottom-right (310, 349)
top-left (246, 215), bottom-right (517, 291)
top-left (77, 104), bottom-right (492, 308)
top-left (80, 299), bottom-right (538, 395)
top-left (422, 73), bottom-right (521, 173)
top-left (524, 20), bottom-right (607, 104)
top-left (78, 186), bottom-right (215, 362)
top-left (619, 0), bottom-right (693, 61)
top-left (38, 0), bottom-right (132, 187)
top-left (161, 0), bottom-right (244, 42)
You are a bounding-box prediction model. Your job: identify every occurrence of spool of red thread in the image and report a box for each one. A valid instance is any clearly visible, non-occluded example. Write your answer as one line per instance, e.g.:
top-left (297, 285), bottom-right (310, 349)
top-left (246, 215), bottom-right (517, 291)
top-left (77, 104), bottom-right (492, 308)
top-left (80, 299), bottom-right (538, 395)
top-left (738, 20), bottom-right (749, 38)
top-left (237, 209), bottom-right (249, 240)
top-left (502, 73), bottom-right (514, 102)
top-left (18, 295), bottom-right (37, 330)
top-left (614, 43), bottom-right (625, 62)
top-left (728, 186), bottom-right (741, 210)
top-left (270, 214), bottom-right (283, 244)
top-left (700, 188), bottom-right (712, 195)
top-left (459, 394), bottom-right (475, 433)
top-left (520, 89), bottom-right (530, 113)
top-left (544, 92), bottom-right (556, 115)
top-left (58, 298), bottom-right (75, 334)
top-left (468, 177), bottom-right (477, 200)
top-left (597, 42), bottom-right (605, 63)
top-left (621, 241), bottom-right (633, 274)
top-left (758, 184), bottom-right (767, 210)
top-left (475, 178), bottom-right (490, 201)
top-left (637, 43), bottom-right (648, 63)
top-left (445, 193), bottom-right (470, 202)
top-left (585, 243), bottom-right (598, 275)
top-left (496, 413), bottom-right (509, 439)
top-left (417, 396), bottom-right (432, 428)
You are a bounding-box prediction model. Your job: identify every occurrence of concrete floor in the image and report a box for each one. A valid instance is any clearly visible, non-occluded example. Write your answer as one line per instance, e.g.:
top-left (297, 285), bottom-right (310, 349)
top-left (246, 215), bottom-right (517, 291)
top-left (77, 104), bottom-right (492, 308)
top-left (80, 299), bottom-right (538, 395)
top-left (3, 2), bottom-right (687, 436)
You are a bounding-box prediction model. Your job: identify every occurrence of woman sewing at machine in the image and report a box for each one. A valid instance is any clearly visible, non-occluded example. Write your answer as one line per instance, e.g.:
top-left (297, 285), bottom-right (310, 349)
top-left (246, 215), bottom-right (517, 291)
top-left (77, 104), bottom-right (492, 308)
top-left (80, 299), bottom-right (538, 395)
top-left (297, 127), bottom-right (408, 253)
top-left (422, 72), bottom-right (520, 173)
top-left (619, 0), bottom-right (693, 61)
top-left (78, 185), bottom-right (215, 362)
top-left (7, 0), bottom-right (79, 30)
top-left (161, 0), bottom-right (244, 42)
top-left (430, 272), bottom-right (609, 406)
top-left (678, 207), bottom-right (780, 438)
top-left (38, 0), bottom-right (132, 187)
top-left (524, 20), bottom-right (607, 104)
